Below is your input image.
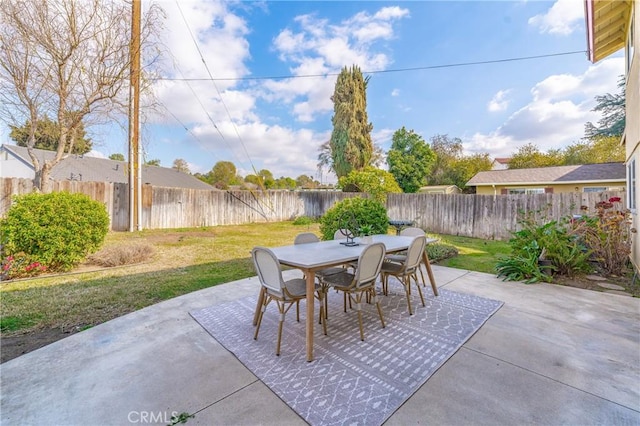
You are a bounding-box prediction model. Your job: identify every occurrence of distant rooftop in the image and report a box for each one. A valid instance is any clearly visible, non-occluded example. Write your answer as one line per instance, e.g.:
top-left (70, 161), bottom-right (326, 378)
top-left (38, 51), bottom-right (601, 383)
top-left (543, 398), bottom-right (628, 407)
top-left (467, 162), bottom-right (625, 186)
top-left (2, 144), bottom-right (216, 191)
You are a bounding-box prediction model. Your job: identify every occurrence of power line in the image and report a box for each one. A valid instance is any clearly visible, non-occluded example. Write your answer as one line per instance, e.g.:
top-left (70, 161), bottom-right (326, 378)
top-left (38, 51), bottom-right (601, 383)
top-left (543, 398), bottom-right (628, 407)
top-left (174, 0), bottom-right (261, 180)
top-left (154, 50), bottom-right (588, 82)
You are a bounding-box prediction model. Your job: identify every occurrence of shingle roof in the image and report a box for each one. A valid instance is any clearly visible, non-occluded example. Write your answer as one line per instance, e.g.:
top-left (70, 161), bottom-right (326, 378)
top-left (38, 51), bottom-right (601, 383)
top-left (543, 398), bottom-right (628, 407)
top-left (2, 144), bottom-right (216, 190)
top-left (493, 158), bottom-right (511, 164)
top-left (467, 163), bottom-right (626, 186)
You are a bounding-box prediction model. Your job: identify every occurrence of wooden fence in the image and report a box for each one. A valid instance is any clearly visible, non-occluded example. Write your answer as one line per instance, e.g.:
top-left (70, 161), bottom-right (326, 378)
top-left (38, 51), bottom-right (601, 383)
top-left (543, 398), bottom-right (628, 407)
top-left (0, 177), bottom-right (624, 240)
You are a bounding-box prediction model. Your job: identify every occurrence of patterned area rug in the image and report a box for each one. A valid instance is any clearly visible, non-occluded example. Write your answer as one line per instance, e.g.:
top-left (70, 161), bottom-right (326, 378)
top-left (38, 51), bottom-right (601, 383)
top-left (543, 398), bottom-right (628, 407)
top-left (191, 282), bottom-right (503, 426)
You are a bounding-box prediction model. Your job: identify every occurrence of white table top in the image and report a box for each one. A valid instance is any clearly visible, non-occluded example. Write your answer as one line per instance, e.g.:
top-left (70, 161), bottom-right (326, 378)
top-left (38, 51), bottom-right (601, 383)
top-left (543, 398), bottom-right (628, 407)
top-left (269, 234), bottom-right (435, 271)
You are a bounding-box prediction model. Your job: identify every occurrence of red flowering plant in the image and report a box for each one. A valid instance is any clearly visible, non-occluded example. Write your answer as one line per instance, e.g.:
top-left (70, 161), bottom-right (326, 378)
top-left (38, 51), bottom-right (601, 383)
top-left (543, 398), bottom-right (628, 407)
top-left (571, 197), bottom-right (635, 276)
top-left (1, 252), bottom-right (47, 281)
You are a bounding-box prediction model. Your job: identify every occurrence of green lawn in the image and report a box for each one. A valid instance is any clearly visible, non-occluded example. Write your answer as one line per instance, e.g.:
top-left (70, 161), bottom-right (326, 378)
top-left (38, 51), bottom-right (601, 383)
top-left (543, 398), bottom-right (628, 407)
top-left (0, 222), bottom-right (508, 335)
top-left (433, 234), bottom-right (511, 274)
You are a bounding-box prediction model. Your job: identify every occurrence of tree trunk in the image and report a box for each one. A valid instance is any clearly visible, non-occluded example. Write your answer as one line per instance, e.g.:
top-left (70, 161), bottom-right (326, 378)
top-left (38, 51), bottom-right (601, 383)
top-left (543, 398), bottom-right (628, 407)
top-left (38, 162), bottom-right (53, 193)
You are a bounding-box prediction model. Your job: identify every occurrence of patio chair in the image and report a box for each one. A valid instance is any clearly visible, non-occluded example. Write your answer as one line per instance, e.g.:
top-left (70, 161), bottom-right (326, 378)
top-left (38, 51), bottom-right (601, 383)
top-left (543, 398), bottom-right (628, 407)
top-left (381, 235), bottom-right (427, 315)
top-left (320, 242), bottom-right (387, 341)
top-left (294, 232), bottom-right (344, 320)
top-left (252, 246), bottom-right (326, 356)
top-left (385, 227), bottom-right (427, 287)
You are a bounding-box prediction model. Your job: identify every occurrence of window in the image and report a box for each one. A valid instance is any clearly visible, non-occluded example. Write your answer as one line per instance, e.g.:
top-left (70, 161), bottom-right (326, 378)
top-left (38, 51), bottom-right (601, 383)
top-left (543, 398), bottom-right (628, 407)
top-left (583, 187), bottom-right (607, 193)
top-left (626, 14), bottom-right (635, 75)
top-left (628, 158), bottom-right (636, 211)
top-left (507, 188), bottom-right (545, 195)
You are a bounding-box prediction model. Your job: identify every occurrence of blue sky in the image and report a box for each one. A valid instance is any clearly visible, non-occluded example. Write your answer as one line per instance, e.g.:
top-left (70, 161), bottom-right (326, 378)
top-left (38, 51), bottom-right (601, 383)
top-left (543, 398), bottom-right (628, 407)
top-left (1, 0), bottom-right (625, 183)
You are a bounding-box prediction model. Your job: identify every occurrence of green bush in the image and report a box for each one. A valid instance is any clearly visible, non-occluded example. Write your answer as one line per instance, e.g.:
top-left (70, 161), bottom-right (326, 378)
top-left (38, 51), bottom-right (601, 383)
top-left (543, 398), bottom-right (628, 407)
top-left (426, 243), bottom-right (459, 262)
top-left (292, 215), bottom-right (314, 226)
top-left (1, 191), bottom-right (109, 272)
top-left (505, 212), bottom-right (591, 278)
top-left (319, 197), bottom-right (389, 240)
top-left (496, 240), bottom-right (554, 284)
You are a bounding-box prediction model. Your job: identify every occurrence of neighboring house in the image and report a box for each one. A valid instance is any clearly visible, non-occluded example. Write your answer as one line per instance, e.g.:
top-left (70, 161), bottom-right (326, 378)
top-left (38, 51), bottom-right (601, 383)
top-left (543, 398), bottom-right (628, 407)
top-left (0, 144), bottom-right (215, 191)
top-left (418, 185), bottom-right (461, 194)
top-left (466, 163), bottom-right (626, 195)
top-left (585, 0), bottom-right (639, 270)
top-left (491, 157), bottom-right (511, 170)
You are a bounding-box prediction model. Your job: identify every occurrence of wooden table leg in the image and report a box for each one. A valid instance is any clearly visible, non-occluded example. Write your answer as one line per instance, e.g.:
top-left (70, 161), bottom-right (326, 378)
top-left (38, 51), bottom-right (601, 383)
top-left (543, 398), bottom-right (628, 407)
top-left (422, 252), bottom-right (438, 296)
top-left (306, 269), bottom-right (315, 362)
top-left (253, 286), bottom-right (265, 326)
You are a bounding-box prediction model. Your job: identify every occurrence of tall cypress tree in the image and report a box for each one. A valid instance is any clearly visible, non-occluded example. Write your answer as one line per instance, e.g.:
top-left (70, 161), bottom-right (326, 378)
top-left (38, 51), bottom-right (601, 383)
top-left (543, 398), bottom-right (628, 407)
top-left (329, 65), bottom-right (374, 178)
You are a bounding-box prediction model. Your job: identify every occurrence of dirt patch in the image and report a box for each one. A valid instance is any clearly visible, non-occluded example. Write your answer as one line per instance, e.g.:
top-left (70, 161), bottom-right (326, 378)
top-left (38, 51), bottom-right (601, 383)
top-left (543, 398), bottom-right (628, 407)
top-left (553, 273), bottom-right (638, 297)
top-left (1, 328), bottom-right (78, 364)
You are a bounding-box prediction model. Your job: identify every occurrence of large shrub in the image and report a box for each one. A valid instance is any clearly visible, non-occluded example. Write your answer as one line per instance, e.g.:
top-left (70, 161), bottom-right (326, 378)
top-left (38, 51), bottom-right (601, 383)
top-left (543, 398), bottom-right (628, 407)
top-left (337, 166), bottom-right (402, 203)
top-left (496, 210), bottom-right (591, 283)
top-left (572, 197), bottom-right (634, 276)
top-left (319, 197), bottom-right (389, 240)
top-left (1, 191), bottom-right (109, 273)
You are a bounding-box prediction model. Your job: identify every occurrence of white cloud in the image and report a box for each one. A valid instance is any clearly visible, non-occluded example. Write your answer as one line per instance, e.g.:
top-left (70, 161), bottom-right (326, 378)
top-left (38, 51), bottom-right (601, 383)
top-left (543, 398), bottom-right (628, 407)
top-left (487, 89), bottom-right (512, 112)
top-left (266, 6), bottom-right (410, 122)
top-left (528, 0), bottom-right (584, 35)
top-left (464, 57), bottom-right (624, 158)
top-left (391, 89), bottom-right (400, 97)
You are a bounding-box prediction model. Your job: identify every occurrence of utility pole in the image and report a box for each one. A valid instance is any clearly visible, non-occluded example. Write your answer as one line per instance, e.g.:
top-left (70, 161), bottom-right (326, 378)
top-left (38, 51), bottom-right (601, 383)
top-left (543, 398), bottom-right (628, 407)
top-left (128, 0), bottom-right (142, 231)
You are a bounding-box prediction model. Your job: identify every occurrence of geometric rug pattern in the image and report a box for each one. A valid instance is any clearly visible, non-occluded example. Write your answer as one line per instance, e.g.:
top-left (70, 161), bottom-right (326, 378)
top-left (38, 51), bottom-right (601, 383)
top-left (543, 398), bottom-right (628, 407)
top-left (191, 280), bottom-right (503, 426)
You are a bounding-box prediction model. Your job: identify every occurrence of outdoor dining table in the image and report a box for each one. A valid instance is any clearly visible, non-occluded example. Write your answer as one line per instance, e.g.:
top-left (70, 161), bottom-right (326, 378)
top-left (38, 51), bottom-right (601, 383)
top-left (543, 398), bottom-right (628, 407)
top-left (258, 234), bottom-right (439, 361)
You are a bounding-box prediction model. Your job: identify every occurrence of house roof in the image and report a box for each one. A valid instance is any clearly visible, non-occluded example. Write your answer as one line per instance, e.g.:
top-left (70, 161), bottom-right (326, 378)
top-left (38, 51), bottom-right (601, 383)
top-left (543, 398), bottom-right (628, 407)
top-left (466, 162), bottom-right (626, 186)
top-left (493, 158), bottom-right (511, 164)
top-left (2, 144), bottom-right (216, 191)
top-left (585, 0), bottom-right (633, 62)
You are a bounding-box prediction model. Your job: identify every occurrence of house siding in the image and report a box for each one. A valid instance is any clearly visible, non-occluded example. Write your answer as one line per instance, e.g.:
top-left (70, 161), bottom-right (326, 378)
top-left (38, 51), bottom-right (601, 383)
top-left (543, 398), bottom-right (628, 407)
top-left (626, 2), bottom-right (640, 270)
top-left (475, 182), bottom-right (626, 195)
top-left (0, 147), bottom-right (34, 178)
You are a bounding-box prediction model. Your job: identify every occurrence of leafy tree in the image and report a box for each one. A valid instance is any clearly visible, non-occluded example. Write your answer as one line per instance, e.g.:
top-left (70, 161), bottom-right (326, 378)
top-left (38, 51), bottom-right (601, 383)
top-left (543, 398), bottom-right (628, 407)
top-left (329, 65), bottom-right (374, 178)
top-left (318, 138), bottom-right (384, 176)
top-left (337, 166), bottom-right (402, 203)
top-left (508, 143), bottom-right (564, 169)
top-left (244, 174), bottom-right (260, 186)
top-left (109, 153), bottom-right (125, 161)
top-left (258, 169), bottom-right (275, 189)
top-left (0, 0), bottom-right (164, 192)
top-left (387, 127), bottom-right (435, 193)
top-left (427, 134), bottom-right (492, 190)
top-left (274, 177), bottom-right (296, 190)
top-left (585, 75), bottom-right (625, 138)
top-left (428, 134), bottom-right (464, 185)
top-left (452, 153), bottom-right (493, 192)
top-left (563, 136), bottom-right (625, 165)
top-left (172, 158), bottom-right (190, 174)
top-left (9, 115), bottom-right (92, 154)
top-left (145, 159), bottom-right (161, 166)
top-left (207, 161), bottom-right (237, 189)
top-left (296, 174), bottom-right (317, 189)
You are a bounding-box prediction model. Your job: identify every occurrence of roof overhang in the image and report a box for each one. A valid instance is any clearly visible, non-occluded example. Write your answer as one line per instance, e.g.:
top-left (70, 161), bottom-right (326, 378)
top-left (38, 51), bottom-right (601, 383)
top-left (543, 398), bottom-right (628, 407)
top-left (473, 179), bottom-right (626, 187)
top-left (585, 0), bottom-right (633, 62)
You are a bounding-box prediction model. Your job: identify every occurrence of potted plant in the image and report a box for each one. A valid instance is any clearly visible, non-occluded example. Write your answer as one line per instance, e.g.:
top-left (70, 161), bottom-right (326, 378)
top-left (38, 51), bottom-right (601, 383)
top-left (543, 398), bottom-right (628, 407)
top-left (358, 224), bottom-right (375, 244)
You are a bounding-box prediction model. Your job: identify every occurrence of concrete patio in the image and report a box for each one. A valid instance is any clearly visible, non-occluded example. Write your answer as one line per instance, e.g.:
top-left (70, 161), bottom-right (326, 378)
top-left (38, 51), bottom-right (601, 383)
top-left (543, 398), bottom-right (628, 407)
top-left (1, 265), bottom-right (639, 425)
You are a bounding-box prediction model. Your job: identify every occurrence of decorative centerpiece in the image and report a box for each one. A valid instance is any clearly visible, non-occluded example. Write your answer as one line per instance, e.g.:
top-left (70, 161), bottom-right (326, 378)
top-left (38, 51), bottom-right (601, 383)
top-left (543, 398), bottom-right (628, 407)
top-left (358, 224), bottom-right (374, 245)
top-left (338, 211), bottom-right (360, 246)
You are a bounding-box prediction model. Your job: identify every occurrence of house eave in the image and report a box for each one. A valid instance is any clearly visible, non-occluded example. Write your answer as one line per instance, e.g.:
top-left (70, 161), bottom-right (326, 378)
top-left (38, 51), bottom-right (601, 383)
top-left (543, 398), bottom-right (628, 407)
top-left (472, 179), bottom-right (625, 187)
top-left (585, 0), bottom-right (632, 63)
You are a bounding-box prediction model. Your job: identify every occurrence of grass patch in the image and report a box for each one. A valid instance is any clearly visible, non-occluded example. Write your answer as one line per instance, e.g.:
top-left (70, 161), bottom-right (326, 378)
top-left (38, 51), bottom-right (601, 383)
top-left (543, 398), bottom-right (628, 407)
top-left (0, 313), bottom-right (43, 332)
top-left (431, 235), bottom-right (510, 274)
top-left (0, 222), bottom-right (507, 335)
